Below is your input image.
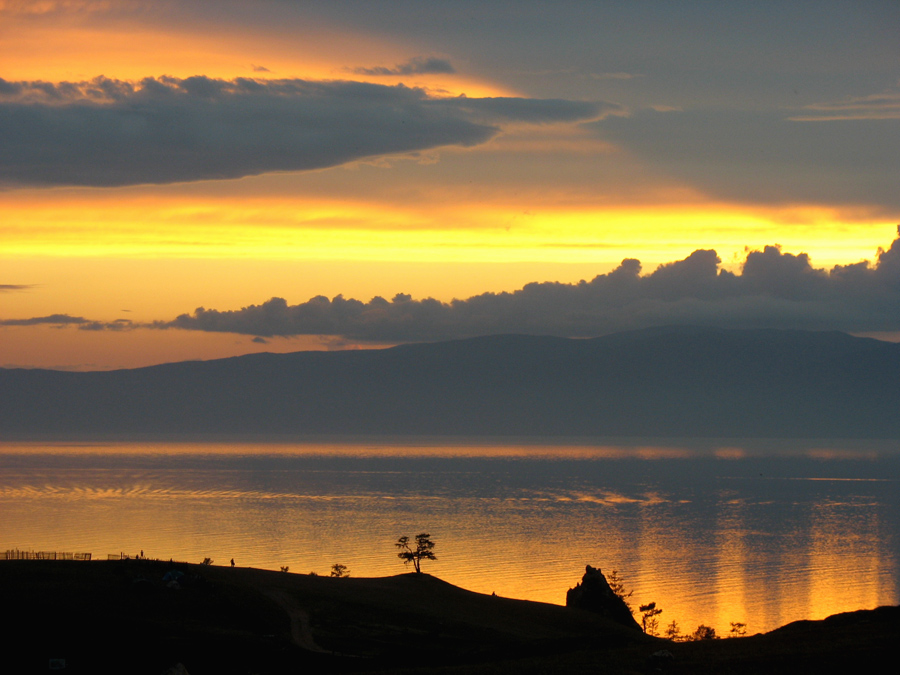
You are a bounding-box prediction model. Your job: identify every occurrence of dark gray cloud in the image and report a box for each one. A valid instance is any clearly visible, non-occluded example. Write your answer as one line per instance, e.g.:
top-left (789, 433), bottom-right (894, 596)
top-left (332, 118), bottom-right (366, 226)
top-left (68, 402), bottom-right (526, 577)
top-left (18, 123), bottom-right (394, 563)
top-left (77, 319), bottom-right (135, 331)
top-left (0, 75), bottom-right (604, 187)
top-left (10, 231), bottom-right (900, 341)
top-left (0, 314), bottom-right (135, 330)
top-left (348, 56), bottom-right (456, 76)
top-left (592, 107), bottom-right (900, 208)
top-left (0, 284), bottom-right (34, 292)
top-left (452, 96), bottom-right (620, 124)
top-left (154, 228), bottom-right (900, 342)
top-left (0, 314), bottom-right (90, 326)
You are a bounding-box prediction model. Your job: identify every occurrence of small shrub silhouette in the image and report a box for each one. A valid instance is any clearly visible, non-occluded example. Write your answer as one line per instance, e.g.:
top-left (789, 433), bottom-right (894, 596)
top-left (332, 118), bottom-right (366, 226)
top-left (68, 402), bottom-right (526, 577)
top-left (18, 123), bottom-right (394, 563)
top-left (691, 624), bottom-right (717, 640)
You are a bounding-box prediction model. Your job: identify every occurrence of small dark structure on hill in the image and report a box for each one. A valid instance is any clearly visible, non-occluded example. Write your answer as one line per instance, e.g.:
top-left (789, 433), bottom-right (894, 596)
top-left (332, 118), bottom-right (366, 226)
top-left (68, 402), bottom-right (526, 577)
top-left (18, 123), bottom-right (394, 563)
top-left (566, 565), bottom-right (642, 631)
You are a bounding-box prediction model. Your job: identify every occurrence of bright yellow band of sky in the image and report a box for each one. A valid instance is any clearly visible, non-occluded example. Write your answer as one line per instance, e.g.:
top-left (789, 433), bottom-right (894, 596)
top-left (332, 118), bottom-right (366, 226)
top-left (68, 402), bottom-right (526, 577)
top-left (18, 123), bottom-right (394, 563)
top-left (3, 190), bottom-right (894, 266)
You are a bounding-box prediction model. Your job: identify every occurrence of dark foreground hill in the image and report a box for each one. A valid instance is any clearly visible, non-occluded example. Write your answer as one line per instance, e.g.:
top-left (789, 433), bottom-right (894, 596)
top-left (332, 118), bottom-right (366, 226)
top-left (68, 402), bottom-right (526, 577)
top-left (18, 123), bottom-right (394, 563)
top-left (2, 559), bottom-right (897, 674)
top-left (3, 326), bottom-right (900, 438)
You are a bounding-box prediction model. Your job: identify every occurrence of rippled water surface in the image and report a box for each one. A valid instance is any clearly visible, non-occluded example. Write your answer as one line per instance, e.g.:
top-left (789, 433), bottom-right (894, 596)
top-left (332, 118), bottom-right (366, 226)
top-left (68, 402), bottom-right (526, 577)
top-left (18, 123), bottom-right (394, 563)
top-left (1, 439), bottom-right (898, 634)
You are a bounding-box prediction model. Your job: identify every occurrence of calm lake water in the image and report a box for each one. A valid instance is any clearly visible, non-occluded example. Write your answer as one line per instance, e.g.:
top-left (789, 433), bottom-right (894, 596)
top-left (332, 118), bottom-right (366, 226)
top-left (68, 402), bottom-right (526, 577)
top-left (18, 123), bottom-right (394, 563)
top-left (1, 439), bottom-right (898, 635)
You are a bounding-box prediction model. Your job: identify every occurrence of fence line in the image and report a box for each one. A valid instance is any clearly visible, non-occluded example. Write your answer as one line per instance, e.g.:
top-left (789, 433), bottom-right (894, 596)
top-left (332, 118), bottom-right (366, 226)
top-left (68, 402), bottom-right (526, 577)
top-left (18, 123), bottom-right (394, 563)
top-left (3, 549), bottom-right (188, 563)
top-left (2, 549), bottom-right (91, 561)
top-left (107, 553), bottom-right (134, 560)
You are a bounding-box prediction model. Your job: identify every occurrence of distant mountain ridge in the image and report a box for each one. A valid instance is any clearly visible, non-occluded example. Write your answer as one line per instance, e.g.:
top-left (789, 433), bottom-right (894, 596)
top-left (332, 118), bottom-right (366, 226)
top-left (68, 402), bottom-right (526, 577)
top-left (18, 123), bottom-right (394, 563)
top-left (3, 326), bottom-right (900, 439)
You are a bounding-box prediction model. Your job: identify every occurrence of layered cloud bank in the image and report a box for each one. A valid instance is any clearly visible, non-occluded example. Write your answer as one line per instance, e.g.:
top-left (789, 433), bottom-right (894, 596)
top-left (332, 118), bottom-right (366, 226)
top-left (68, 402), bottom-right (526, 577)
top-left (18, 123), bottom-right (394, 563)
top-left (0, 75), bottom-right (605, 187)
top-left (8, 231), bottom-right (899, 342)
top-left (595, 103), bottom-right (900, 208)
top-left (154, 230), bottom-right (900, 342)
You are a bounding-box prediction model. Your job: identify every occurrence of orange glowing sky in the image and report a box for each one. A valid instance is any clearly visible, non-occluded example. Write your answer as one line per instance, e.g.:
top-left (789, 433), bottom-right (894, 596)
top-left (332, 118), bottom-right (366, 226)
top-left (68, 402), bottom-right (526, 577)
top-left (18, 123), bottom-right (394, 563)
top-left (2, 0), bottom-right (900, 369)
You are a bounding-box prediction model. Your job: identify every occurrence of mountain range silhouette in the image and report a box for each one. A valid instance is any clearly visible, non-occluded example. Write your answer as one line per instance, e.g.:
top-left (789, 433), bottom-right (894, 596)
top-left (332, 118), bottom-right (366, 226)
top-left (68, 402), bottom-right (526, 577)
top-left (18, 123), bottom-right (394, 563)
top-left (3, 326), bottom-right (899, 439)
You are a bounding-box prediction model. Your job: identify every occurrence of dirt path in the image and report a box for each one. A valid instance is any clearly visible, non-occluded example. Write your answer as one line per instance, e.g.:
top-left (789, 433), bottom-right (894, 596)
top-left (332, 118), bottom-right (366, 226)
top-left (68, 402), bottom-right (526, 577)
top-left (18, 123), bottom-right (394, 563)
top-left (263, 589), bottom-right (330, 653)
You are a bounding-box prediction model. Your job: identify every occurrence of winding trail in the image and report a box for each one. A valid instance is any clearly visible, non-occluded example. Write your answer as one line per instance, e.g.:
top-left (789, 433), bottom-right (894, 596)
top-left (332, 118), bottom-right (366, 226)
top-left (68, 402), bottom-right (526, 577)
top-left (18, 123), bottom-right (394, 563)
top-left (263, 589), bottom-right (329, 653)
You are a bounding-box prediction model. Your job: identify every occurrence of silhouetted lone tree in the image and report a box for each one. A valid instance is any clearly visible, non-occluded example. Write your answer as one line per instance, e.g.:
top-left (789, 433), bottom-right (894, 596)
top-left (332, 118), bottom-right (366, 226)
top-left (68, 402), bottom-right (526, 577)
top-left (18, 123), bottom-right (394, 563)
top-left (729, 621), bottom-right (747, 637)
top-left (396, 533), bottom-right (436, 573)
top-left (607, 569), bottom-right (633, 612)
top-left (639, 602), bottom-right (663, 635)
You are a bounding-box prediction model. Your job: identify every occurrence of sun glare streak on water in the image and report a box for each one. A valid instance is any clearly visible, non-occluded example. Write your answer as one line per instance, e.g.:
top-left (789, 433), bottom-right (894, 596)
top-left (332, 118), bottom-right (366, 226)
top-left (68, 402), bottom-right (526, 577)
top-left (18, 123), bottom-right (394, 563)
top-left (0, 440), bottom-right (897, 634)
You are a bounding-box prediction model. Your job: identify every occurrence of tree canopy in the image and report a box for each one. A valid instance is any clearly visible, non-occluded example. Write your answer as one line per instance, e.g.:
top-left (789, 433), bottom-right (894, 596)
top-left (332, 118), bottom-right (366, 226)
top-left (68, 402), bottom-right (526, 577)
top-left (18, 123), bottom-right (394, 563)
top-left (396, 533), bottom-right (436, 573)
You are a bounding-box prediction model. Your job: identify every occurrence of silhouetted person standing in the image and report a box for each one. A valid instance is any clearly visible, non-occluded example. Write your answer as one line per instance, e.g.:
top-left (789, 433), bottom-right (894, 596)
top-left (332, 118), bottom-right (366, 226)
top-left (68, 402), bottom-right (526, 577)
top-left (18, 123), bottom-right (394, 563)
top-left (230, 558), bottom-right (235, 568)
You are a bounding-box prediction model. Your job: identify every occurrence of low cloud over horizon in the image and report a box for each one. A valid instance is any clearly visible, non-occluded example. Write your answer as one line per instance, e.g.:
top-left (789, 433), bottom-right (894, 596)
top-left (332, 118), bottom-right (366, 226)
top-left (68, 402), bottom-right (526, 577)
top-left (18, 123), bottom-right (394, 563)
top-left (160, 230), bottom-right (900, 341)
top-left (11, 230), bottom-right (900, 344)
top-left (0, 313), bottom-right (90, 326)
top-left (0, 75), bottom-right (605, 187)
top-left (0, 314), bottom-right (133, 330)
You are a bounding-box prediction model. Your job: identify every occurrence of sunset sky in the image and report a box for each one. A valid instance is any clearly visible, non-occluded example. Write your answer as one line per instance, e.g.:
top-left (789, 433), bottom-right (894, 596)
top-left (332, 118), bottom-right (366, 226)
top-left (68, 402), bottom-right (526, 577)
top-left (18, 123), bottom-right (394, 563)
top-left (2, 0), bottom-right (900, 370)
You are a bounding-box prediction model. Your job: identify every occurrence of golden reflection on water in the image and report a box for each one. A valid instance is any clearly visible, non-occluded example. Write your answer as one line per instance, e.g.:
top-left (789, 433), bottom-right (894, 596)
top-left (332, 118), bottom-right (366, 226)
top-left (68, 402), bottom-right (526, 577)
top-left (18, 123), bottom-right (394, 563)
top-left (0, 440), bottom-right (897, 634)
top-left (0, 440), bottom-right (657, 459)
top-left (1, 438), bottom-right (896, 458)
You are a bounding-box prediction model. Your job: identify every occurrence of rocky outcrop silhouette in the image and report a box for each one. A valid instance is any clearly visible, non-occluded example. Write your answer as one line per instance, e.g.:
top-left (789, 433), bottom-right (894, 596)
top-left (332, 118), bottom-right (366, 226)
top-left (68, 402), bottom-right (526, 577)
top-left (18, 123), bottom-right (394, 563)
top-left (566, 565), bottom-right (642, 630)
